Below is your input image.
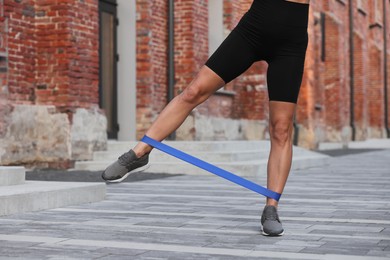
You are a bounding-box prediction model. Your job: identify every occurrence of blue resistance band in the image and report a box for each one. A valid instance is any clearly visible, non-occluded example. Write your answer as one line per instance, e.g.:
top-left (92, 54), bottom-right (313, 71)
top-left (141, 135), bottom-right (281, 201)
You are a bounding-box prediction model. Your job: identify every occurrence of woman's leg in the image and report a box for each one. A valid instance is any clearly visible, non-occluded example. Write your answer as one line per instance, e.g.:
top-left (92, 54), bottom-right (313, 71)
top-left (103, 28), bottom-right (257, 182)
top-left (266, 100), bottom-right (297, 207)
top-left (132, 65), bottom-right (225, 158)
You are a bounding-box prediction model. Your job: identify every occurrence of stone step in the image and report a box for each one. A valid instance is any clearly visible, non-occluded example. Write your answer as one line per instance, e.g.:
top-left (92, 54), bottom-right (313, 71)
top-left (94, 146), bottom-right (319, 163)
top-left (0, 181), bottom-right (106, 216)
top-left (0, 166), bottom-right (26, 186)
top-left (94, 149), bottom-right (266, 162)
top-left (107, 140), bottom-right (269, 152)
top-left (318, 138), bottom-right (390, 150)
top-left (75, 154), bottom-right (330, 178)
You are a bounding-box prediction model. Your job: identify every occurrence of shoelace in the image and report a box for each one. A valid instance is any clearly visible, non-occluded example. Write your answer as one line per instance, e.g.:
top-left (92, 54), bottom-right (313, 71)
top-left (264, 214), bottom-right (280, 222)
top-left (118, 152), bottom-right (135, 166)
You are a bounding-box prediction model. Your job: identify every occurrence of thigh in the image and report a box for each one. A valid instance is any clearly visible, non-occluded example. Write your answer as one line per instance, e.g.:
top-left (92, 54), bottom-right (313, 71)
top-left (205, 30), bottom-right (258, 85)
top-left (266, 54), bottom-right (306, 104)
top-left (266, 30), bottom-right (308, 104)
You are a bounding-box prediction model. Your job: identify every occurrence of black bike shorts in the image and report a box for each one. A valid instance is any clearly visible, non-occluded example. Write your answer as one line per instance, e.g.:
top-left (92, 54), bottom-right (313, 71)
top-left (205, 0), bottom-right (309, 103)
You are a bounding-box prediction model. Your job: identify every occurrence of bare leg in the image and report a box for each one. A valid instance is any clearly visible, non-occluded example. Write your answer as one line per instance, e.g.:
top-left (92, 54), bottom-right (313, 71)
top-left (133, 65), bottom-right (225, 157)
top-left (266, 100), bottom-right (297, 207)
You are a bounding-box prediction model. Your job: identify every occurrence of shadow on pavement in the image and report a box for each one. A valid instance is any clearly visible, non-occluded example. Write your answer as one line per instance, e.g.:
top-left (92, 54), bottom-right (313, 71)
top-left (315, 148), bottom-right (385, 157)
top-left (26, 170), bottom-right (183, 183)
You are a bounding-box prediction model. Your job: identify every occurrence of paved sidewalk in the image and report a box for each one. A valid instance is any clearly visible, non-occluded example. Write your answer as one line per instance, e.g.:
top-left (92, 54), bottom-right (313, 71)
top-left (0, 149), bottom-right (390, 259)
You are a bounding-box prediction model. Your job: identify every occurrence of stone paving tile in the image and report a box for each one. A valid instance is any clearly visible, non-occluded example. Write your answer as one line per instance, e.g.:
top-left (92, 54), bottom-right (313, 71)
top-left (0, 245), bottom-right (107, 259)
top-left (299, 246), bottom-right (370, 256)
top-left (0, 149), bottom-right (389, 259)
top-left (366, 250), bottom-right (390, 258)
top-left (0, 240), bottom-right (41, 248)
top-left (126, 250), bottom-right (291, 260)
top-left (93, 248), bottom-right (149, 258)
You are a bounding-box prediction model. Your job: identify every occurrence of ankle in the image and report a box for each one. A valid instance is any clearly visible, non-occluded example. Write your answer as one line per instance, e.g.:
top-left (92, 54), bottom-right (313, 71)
top-left (133, 143), bottom-right (152, 158)
top-left (266, 199), bottom-right (278, 208)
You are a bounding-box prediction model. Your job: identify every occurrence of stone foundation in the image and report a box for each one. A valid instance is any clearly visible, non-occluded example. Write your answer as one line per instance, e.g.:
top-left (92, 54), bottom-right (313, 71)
top-left (71, 107), bottom-right (107, 161)
top-left (0, 105), bottom-right (71, 166)
top-left (176, 113), bottom-right (268, 141)
top-left (0, 105), bottom-right (107, 168)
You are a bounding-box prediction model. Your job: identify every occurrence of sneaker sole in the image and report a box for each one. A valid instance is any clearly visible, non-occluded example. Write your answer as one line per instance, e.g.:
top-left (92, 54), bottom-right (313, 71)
top-left (105, 164), bottom-right (150, 183)
top-left (261, 230), bottom-right (284, 236)
top-left (260, 224), bottom-right (284, 236)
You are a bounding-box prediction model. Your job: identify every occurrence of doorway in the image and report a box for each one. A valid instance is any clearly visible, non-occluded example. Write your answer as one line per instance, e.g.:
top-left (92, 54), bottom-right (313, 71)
top-left (99, 0), bottom-right (118, 139)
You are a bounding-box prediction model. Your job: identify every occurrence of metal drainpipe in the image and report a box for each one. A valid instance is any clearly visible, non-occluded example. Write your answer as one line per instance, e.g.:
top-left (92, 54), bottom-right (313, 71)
top-left (167, 0), bottom-right (176, 140)
top-left (383, 0), bottom-right (390, 138)
top-left (349, 0), bottom-right (356, 141)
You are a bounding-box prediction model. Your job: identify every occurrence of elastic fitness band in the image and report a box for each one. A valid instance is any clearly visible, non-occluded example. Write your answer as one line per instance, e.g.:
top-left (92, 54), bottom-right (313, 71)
top-left (141, 135), bottom-right (281, 201)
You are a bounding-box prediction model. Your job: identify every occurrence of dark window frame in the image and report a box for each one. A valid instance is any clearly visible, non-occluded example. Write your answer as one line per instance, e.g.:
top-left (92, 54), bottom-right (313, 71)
top-left (99, 0), bottom-right (119, 139)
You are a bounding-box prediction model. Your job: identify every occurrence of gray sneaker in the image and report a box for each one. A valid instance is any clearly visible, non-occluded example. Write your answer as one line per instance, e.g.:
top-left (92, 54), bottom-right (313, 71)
top-left (261, 205), bottom-right (284, 236)
top-left (102, 149), bottom-right (150, 183)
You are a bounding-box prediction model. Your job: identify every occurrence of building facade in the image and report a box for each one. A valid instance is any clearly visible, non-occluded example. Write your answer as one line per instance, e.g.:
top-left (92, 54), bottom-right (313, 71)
top-left (0, 0), bottom-right (389, 168)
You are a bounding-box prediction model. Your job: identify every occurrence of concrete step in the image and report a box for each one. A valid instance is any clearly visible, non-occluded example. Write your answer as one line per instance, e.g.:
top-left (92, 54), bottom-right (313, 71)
top-left (93, 149), bottom-right (268, 162)
top-left (0, 181), bottom-right (106, 216)
top-left (318, 138), bottom-right (390, 150)
top-left (107, 140), bottom-right (269, 152)
top-left (0, 166), bottom-right (25, 186)
top-left (79, 140), bottom-right (330, 177)
top-left (76, 153), bottom-right (330, 178)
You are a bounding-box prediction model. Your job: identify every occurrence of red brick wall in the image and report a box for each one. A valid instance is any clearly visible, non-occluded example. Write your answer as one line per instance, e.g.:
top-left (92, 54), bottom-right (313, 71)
top-left (134, 0), bottom-right (390, 145)
top-left (297, 0), bottom-right (390, 145)
top-left (3, 0), bottom-right (99, 114)
top-left (368, 44), bottom-right (383, 129)
top-left (1, 0), bottom-right (390, 147)
top-left (353, 33), bottom-right (368, 138)
top-left (136, 0), bottom-right (168, 139)
top-left (174, 0), bottom-right (208, 94)
top-left (35, 0), bottom-right (99, 112)
top-left (4, 0), bottom-right (36, 103)
top-left (293, 1), bottom-right (321, 145)
top-left (366, 0), bottom-right (387, 137)
top-left (222, 0), bottom-right (240, 32)
top-left (323, 14), bottom-right (343, 132)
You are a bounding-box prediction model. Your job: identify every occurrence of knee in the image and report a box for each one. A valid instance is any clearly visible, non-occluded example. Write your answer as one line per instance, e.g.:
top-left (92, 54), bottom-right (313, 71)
top-left (269, 119), bottom-right (293, 145)
top-left (179, 82), bottom-right (208, 105)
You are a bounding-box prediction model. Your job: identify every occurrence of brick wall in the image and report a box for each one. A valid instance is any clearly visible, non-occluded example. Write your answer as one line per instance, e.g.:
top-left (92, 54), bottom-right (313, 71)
top-left (3, 0), bottom-right (99, 114)
top-left (4, 0), bottom-right (36, 103)
top-left (0, 0), bottom-right (101, 168)
top-left (135, 0), bottom-right (168, 139)
top-left (1, 0), bottom-right (389, 152)
top-left (134, 0), bottom-right (390, 146)
top-left (368, 44), bottom-right (383, 132)
top-left (174, 0), bottom-right (208, 94)
top-left (296, 0), bottom-right (390, 146)
top-left (35, 0), bottom-right (99, 114)
top-left (353, 33), bottom-right (368, 139)
top-left (366, 0), bottom-right (386, 138)
top-left (324, 14), bottom-right (343, 134)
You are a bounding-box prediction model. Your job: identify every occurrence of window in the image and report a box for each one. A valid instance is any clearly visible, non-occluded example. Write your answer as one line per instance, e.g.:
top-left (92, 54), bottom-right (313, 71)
top-left (369, 0), bottom-right (383, 26)
top-left (374, 0), bottom-right (383, 24)
top-left (357, 0), bottom-right (368, 15)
